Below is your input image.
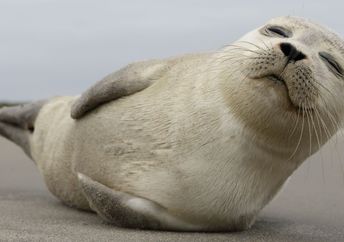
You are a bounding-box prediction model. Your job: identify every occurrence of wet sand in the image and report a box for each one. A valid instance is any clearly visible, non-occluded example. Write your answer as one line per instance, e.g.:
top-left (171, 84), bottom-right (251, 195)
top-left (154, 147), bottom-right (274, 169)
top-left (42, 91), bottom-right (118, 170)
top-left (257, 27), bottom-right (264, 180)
top-left (0, 137), bottom-right (344, 241)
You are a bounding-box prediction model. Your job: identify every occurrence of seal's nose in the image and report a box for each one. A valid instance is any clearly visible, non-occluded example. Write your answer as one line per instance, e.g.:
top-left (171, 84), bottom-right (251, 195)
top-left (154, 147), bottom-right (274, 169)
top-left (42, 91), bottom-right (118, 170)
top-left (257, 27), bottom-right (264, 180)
top-left (280, 42), bottom-right (306, 62)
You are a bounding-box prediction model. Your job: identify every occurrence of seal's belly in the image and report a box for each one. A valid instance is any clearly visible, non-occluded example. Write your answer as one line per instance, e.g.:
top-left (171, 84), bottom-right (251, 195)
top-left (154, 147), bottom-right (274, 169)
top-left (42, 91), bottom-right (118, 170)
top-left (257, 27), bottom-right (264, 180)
top-left (64, 91), bottom-right (179, 186)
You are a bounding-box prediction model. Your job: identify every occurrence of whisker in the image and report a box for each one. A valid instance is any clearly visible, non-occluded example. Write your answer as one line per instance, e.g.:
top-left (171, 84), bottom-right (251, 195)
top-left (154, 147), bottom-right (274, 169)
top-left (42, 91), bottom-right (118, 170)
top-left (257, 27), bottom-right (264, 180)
top-left (308, 102), bottom-right (321, 151)
top-left (288, 105), bottom-right (305, 160)
top-left (236, 40), bottom-right (269, 53)
top-left (305, 103), bottom-right (312, 157)
top-left (289, 107), bottom-right (301, 139)
top-left (224, 44), bottom-right (265, 55)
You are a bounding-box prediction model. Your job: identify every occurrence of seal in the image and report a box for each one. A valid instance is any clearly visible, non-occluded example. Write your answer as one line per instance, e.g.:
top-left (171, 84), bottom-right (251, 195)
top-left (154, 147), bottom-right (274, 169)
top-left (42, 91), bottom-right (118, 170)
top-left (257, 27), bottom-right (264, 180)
top-left (1, 16), bottom-right (344, 231)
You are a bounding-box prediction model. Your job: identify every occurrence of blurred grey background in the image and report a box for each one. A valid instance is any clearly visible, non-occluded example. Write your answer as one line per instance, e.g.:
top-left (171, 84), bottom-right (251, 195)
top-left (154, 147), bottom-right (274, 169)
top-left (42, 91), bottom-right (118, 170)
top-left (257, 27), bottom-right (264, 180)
top-left (0, 0), bottom-right (343, 101)
top-left (1, 1), bottom-right (344, 241)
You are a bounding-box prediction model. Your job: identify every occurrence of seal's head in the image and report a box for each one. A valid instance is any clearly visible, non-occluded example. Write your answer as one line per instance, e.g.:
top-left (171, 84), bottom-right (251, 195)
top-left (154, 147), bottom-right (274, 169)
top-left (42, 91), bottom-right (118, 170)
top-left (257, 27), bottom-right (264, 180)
top-left (218, 16), bottom-right (344, 160)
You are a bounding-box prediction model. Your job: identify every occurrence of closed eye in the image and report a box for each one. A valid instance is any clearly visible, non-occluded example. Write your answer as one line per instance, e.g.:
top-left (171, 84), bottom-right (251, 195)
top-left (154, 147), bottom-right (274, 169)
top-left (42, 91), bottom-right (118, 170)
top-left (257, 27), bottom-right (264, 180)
top-left (319, 52), bottom-right (343, 77)
top-left (263, 25), bottom-right (291, 38)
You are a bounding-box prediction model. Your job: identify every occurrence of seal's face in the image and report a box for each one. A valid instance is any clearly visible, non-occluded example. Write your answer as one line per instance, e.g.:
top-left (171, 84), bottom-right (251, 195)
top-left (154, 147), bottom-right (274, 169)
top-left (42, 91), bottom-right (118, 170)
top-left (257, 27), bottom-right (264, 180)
top-left (219, 16), bottom-right (344, 158)
top-left (249, 17), bottom-right (344, 109)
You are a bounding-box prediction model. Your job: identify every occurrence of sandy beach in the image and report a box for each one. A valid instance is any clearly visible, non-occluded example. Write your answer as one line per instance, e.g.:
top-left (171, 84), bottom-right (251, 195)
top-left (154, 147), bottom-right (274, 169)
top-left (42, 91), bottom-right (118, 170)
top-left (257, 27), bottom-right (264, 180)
top-left (0, 136), bottom-right (344, 241)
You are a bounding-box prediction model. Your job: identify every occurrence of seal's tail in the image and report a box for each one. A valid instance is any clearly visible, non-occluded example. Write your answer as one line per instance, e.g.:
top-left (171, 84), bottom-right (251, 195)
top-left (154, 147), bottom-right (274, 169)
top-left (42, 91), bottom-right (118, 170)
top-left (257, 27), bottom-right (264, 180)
top-left (0, 100), bottom-right (46, 158)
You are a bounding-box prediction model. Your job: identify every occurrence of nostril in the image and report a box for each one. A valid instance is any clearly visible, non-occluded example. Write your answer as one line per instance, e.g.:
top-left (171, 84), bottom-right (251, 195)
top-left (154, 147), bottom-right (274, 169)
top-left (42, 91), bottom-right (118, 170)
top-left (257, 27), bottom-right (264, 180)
top-left (280, 42), bottom-right (306, 62)
top-left (294, 52), bottom-right (306, 61)
top-left (27, 124), bottom-right (34, 133)
top-left (280, 43), bottom-right (293, 57)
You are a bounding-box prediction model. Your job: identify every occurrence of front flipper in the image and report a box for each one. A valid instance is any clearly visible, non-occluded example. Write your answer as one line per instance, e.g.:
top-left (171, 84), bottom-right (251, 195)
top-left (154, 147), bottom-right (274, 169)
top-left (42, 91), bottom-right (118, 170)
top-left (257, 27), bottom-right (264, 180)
top-left (71, 60), bottom-right (169, 119)
top-left (77, 173), bottom-right (203, 231)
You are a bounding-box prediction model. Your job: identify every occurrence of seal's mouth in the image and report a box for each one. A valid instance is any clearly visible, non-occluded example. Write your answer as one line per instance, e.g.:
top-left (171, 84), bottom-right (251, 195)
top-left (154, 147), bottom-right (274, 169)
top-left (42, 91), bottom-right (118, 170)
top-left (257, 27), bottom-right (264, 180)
top-left (266, 74), bottom-right (286, 86)
top-left (260, 74), bottom-right (299, 110)
top-left (262, 74), bottom-right (314, 112)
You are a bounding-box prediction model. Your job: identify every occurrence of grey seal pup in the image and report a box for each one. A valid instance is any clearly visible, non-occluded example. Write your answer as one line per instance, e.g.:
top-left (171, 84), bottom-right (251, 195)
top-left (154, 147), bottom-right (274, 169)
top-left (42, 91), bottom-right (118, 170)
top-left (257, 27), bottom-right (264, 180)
top-left (1, 16), bottom-right (344, 231)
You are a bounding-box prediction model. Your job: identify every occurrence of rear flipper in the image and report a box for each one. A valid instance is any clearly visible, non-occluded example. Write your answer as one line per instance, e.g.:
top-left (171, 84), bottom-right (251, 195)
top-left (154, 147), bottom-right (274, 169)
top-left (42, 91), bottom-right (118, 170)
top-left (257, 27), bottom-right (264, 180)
top-left (77, 173), bottom-right (203, 231)
top-left (0, 100), bottom-right (46, 157)
top-left (0, 122), bottom-right (31, 156)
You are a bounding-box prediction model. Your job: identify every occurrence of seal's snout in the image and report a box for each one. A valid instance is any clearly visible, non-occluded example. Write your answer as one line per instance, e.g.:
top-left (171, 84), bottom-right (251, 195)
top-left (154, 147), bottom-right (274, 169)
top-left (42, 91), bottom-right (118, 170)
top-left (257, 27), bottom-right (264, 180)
top-left (0, 100), bottom-right (46, 157)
